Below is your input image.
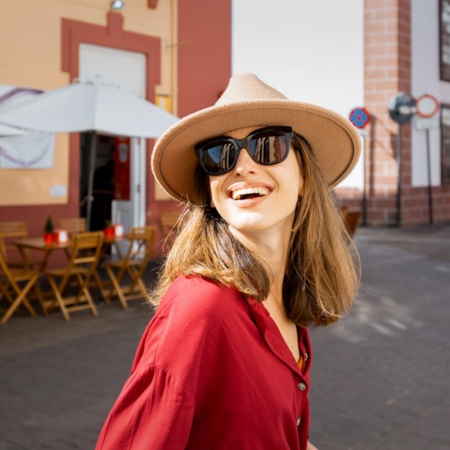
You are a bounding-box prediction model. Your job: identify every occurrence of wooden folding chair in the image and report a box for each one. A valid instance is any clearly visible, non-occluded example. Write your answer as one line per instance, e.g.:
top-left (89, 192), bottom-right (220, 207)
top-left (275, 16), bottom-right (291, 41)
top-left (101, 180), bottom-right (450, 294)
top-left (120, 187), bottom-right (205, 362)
top-left (160, 212), bottom-right (180, 237)
top-left (0, 221), bottom-right (30, 267)
top-left (345, 211), bottom-right (362, 237)
top-left (340, 207), bottom-right (362, 238)
top-left (59, 218), bottom-right (87, 235)
top-left (104, 226), bottom-right (156, 308)
top-left (0, 249), bottom-right (44, 324)
top-left (160, 211), bottom-right (181, 250)
top-left (45, 231), bottom-right (104, 321)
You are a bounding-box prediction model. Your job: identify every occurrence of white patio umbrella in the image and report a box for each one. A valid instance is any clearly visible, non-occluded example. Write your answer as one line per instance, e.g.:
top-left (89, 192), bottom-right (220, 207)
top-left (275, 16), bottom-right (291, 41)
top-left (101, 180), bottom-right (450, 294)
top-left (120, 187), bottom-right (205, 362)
top-left (0, 77), bottom-right (179, 229)
top-left (0, 123), bottom-right (25, 136)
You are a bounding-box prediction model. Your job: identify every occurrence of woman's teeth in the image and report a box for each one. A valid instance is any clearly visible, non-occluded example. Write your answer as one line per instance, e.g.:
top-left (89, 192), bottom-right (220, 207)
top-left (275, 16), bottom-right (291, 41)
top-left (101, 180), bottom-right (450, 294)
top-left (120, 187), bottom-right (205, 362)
top-left (231, 187), bottom-right (270, 200)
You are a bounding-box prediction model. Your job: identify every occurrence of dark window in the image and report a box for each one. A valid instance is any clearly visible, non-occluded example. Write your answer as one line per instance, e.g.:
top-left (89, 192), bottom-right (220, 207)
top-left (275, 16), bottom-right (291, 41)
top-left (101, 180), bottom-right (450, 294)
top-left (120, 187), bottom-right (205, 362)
top-left (440, 103), bottom-right (450, 183)
top-left (440, 0), bottom-right (450, 81)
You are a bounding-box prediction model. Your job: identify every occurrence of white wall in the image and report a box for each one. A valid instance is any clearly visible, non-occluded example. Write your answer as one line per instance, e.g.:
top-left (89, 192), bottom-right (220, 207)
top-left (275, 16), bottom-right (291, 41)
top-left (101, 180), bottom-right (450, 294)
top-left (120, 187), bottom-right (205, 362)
top-left (232, 0), bottom-right (365, 189)
top-left (411, 0), bottom-right (450, 187)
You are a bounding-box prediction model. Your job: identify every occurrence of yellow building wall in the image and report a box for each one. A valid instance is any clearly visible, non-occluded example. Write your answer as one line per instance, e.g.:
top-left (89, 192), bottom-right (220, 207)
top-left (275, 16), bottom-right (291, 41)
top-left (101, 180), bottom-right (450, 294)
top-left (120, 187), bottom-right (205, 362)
top-left (0, 0), bottom-right (176, 206)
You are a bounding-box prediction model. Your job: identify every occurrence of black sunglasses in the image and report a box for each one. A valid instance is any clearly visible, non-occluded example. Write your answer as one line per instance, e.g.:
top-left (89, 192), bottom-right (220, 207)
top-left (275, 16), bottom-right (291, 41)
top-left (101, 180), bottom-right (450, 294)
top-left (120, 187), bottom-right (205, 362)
top-left (194, 126), bottom-right (293, 176)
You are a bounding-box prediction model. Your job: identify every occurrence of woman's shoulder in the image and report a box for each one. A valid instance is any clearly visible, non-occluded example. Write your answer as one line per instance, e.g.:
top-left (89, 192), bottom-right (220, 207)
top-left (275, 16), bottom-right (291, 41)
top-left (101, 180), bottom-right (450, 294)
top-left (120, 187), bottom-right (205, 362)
top-left (137, 276), bottom-right (248, 367)
top-left (163, 274), bottom-right (242, 304)
top-left (158, 275), bottom-right (246, 319)
top-left (168, 274), bottom-right (226, 294)
top-left (132, 277), bottom-right (250, 386)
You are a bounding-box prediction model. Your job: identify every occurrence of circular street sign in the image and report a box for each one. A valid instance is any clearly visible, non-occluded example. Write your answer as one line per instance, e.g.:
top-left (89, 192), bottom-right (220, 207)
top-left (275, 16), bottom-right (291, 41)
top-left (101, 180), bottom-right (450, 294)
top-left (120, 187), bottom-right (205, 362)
top-left (388, 92), bottom-right (416, 124)
top-left (415, 93), bottom-right (439, 118)
top-left (349, 107), bottom-right (370, 129)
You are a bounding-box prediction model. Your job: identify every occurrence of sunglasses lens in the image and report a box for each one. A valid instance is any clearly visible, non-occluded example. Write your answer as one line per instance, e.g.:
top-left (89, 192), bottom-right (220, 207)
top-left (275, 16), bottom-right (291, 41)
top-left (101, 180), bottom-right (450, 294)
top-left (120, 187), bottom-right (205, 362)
top-left (196, 127), bottom-right (292, 175)
top-left (199, 141), bottom-right (237, 175)
top-left (249, 130), bottom-right (289, 164)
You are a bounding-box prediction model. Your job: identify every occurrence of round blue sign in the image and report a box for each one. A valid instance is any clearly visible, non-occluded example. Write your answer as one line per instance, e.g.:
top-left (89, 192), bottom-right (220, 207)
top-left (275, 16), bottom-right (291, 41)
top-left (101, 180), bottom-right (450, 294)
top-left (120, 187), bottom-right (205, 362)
top-left (349, 107), bottom-right (370, 129)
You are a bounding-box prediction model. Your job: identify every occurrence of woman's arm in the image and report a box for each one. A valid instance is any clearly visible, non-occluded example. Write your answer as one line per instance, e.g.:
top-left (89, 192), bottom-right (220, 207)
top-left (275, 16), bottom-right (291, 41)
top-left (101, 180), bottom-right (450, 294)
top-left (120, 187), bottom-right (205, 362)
top-left (96, 277), bottom-right (226, 450)
top-left (95, 364), bottom-right (194, 450)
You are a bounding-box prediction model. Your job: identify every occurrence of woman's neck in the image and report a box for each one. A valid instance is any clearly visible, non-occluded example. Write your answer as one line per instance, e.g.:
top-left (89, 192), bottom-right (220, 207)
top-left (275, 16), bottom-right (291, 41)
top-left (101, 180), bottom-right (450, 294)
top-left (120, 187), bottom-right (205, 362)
top-left (230, 225), bottom-right (290, 305)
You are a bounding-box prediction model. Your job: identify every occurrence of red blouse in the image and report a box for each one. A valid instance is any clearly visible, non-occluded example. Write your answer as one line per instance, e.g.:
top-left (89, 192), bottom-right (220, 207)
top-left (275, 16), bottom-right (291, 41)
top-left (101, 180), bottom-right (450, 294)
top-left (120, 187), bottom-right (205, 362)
top-left (96, 275), bottom-right (312, 450)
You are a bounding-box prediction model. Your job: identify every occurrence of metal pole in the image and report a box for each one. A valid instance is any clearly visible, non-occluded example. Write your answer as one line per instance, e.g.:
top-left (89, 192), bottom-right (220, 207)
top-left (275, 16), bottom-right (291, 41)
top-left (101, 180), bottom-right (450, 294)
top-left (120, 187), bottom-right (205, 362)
top-left (361, 132), bottom-right (367, 226)
top-left (425, 128), bottom-right (433, 224)
top-left (396, 125), bottom-right (402, 227)
top-left (86, 131), bottom-right (97, 231)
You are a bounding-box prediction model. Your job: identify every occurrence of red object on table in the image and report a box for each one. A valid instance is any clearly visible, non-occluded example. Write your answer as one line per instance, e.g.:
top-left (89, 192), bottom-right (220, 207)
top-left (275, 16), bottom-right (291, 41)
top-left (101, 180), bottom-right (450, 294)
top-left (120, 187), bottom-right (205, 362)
top-left (104, 225), bottom-right (123, 238)
top-left (53, 229), bottom-right (68, 244)
top-left (104, 227), bottom-right (115, 238)
top-left (43, 233), bottom-right (54, 245)
top-left (113, 224), bottom-right (124, 237)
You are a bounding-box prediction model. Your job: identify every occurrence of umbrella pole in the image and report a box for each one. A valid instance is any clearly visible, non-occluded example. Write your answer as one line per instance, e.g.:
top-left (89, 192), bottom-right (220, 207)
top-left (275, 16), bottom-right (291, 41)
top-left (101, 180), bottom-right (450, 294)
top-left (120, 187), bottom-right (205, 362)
top-left (86, 131), bottom-right (97, 231)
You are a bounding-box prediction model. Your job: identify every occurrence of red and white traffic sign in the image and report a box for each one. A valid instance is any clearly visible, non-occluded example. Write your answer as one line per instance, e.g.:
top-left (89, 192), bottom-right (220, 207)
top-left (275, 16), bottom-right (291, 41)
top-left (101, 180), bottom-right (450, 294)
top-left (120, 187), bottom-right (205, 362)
top-left (415, 94), bottom-right (439, 118)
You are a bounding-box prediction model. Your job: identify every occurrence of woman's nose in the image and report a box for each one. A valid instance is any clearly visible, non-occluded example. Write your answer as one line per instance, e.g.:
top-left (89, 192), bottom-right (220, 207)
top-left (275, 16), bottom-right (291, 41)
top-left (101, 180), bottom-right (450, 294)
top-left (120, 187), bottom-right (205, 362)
top-left (233, 147), bottom-right (257, 176)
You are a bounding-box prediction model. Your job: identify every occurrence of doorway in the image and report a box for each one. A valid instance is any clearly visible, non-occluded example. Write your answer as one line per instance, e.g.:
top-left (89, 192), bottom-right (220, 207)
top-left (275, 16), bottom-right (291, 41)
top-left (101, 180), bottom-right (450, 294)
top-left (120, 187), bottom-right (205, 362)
top-left (78, 43), bottom-right (147, 233)
top-left (80, 134), bottom-right (115, 231)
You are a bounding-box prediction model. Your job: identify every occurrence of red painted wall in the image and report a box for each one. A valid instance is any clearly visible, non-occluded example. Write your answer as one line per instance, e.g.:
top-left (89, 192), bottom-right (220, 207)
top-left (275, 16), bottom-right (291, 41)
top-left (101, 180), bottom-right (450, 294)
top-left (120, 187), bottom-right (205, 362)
top-left (178, 0), bottom-right (232, 116)
top-left (148, 0), bottom-right (232, 255)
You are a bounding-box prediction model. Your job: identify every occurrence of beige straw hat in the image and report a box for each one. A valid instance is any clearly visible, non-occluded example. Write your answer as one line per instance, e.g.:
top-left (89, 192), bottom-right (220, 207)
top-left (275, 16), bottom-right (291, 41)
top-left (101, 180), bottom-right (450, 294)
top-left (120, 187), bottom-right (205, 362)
top-left (151, 73), bottom-right (361, 203)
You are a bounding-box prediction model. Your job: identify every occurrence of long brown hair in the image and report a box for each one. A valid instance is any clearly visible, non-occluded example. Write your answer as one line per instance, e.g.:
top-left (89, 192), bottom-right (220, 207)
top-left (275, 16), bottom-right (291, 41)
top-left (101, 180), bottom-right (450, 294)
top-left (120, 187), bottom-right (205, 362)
top-left (150, 134), bottom-right (359, 327)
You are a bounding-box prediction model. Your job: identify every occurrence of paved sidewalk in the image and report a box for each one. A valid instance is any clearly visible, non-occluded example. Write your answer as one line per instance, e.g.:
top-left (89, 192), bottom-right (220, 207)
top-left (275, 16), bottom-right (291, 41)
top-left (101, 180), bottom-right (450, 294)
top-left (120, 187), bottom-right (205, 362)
top-left (1, 225), bottom-right (449, 449)
top-left (309, 224), bottom-right (450, 450)
top-left (0, 264), bottom-right (160, 450)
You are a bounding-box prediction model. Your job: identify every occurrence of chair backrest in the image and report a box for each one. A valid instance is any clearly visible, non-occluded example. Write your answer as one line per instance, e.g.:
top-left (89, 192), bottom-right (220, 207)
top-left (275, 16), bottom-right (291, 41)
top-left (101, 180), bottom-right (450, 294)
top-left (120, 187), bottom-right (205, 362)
top-left (160, 212), bottom-right (180, 237)
top-left (340, 206), bottom-right (361, 237)
top-left (125, 226), bottom-right (157, 265)
top-left (66, 231), bottom-right (104, 275)
top-left (0, 244), bottom-right (11, 277)
top-left (59, 218), bottom-right (87, 235)
top-left (0, 243), bottom-right (28, 287)
top-left (344, 211), bottom-right (362, 237)
top-left (0, 249), bottom-right (15, 303)
top-left (0, 222), bottom-right (28, 261)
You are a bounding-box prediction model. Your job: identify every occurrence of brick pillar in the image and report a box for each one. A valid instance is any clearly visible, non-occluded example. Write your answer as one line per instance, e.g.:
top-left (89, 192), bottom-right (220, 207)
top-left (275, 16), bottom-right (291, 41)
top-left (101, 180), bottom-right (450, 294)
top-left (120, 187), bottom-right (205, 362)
top-left (364, 0), bottom-right (411, 226)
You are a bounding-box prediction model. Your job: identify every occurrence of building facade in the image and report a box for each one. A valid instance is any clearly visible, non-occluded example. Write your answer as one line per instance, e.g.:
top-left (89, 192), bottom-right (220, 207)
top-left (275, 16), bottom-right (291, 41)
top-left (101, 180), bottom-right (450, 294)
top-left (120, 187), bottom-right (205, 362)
top-left (0, 0), bottom-right (231, 255)
top-left (337, 0), bottom-right (450, 226)
top-left (1, 0), bottom-right (449, 254)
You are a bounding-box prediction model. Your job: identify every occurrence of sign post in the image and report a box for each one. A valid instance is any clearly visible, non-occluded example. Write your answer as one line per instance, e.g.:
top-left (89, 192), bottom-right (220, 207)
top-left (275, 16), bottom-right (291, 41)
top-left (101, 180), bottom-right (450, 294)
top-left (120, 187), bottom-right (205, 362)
top-left (349, 107), bottom-right (370, 226)
top-left (388, 93), bottom-right (416, 227)
top-left (415, 93), bottom-right (440, 224)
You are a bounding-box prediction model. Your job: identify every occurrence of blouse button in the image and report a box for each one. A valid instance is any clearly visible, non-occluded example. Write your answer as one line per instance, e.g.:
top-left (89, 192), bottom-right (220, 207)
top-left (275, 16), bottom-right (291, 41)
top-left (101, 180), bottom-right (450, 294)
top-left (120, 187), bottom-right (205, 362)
top-left (297, 417), bottom-right (302, 426)
top-left (298, 382), bottom-right (307, 391)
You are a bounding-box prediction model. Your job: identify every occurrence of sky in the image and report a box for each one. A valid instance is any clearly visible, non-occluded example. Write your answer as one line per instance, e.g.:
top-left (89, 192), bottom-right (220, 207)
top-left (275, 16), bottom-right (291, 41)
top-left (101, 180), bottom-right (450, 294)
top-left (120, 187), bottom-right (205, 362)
top-left (231, 0), bottom-right (364, 188)
top-left (231, 0), bottom-right (364, 117)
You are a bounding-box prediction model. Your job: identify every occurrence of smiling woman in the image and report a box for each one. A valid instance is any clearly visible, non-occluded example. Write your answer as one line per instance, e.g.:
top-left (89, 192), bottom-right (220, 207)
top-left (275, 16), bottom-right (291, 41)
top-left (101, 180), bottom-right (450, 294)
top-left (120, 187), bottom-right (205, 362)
top-left (207, 126), bottom-right (303, 240)
top-left (96, 74), bottom-right (361, 450)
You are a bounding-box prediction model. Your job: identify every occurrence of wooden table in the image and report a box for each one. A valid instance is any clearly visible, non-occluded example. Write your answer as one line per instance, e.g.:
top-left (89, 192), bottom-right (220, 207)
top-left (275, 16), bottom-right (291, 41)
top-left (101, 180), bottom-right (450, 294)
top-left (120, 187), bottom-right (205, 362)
top-left (16, 234), bottom-right (128, 305)
top-left (15, 238), bottom-right (71, 272)
top-left (1, 238), bottom-right (70, 324)
top-left (15, 235), bottom-right (125, 269)
top-left (11, 238), bottom-right (72, 316)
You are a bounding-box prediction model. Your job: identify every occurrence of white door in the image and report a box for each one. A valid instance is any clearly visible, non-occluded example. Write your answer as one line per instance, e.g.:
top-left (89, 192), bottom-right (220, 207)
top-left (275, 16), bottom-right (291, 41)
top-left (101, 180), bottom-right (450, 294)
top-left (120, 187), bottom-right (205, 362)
top-left (79, 44), bottom-right (147, 236)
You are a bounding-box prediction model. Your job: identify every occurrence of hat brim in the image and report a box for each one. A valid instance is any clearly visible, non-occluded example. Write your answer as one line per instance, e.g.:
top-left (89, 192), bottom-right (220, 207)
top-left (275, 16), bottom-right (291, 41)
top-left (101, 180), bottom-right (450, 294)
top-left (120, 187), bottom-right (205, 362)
top-left (151, 99), bottom-right (361, 203)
